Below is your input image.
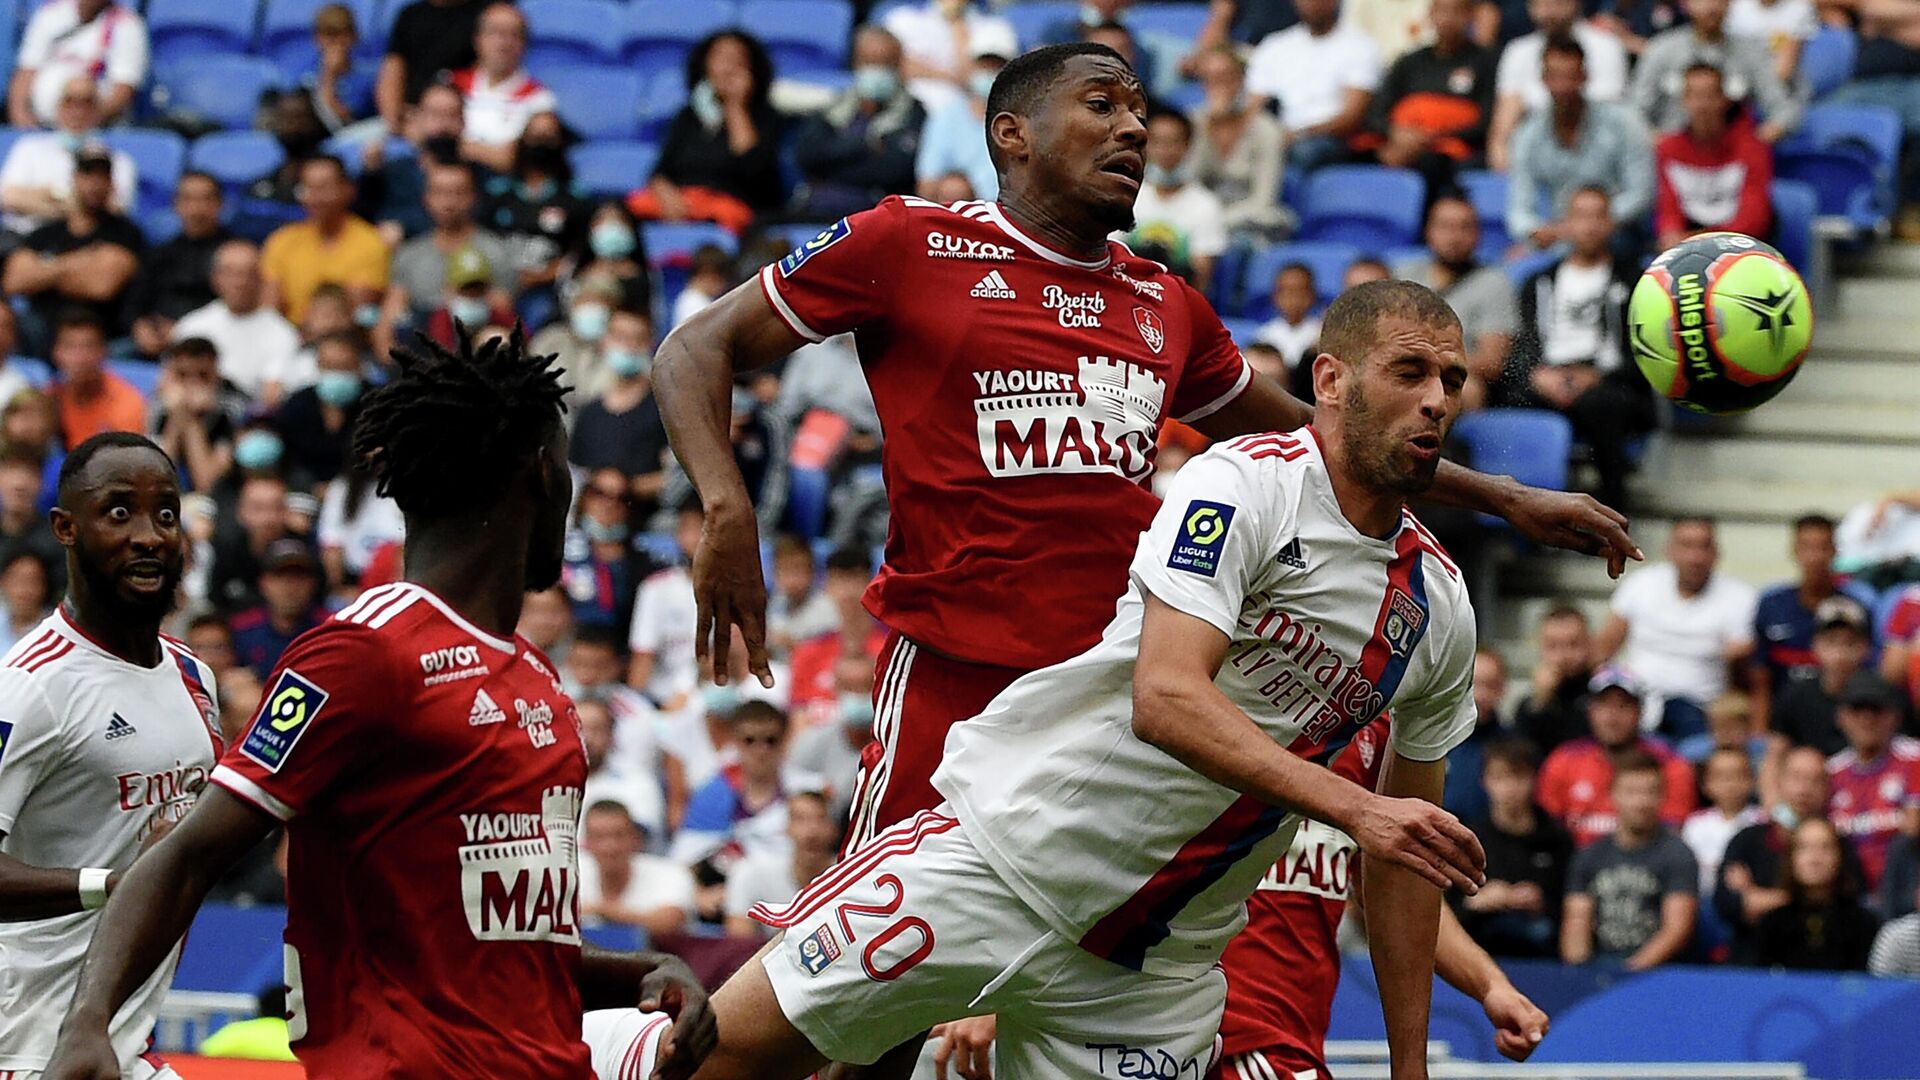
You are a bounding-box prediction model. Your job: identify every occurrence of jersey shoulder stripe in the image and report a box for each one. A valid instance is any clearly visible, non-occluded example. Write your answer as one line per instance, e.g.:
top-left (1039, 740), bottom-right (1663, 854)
top-left (1400, 509), bottom-right (1461, 580)
top-left (3, 628), bottom-right (59, 669)
top-left (10, 633), bottom-right (72, 674)
top-left (335, 582), bottom-right (406, 623)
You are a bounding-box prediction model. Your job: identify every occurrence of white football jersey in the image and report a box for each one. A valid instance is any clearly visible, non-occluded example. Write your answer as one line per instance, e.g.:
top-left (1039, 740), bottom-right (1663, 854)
top-left (0, 610), bottom-right (222, 1072)
top-left (932, 428), bottom-right (1477, 978)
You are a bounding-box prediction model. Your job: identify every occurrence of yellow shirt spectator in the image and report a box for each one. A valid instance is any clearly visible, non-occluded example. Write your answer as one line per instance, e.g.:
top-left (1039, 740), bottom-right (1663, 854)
top-left (261, 213), bottom-right (390, 324)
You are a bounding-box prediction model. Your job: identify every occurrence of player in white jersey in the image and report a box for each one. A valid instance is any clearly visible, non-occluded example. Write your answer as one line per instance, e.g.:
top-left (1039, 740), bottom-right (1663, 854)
top-left (0, 434), bottom-right (221, 1080)
top-left (689, 280), bottom-right (1488, 1080)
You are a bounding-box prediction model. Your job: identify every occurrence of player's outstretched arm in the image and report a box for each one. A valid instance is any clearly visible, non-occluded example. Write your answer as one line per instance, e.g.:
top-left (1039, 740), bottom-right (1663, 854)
top-left (654, 280), bottom-right (813, 689)
top-left (1364, 752), bottom-right (1451, 1080)
top-left (45, 787), bottom-right (277, 1080)
top-left (578, 946), bottom-right (717, 1080)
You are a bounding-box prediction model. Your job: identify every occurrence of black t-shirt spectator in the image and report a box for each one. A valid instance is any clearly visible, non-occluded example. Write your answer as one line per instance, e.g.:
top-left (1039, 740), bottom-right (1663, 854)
top-left (1515, 674), bottom-right (1593, 753)
top-left (483, 176), bottom-right (592, 270)
top-left (1366, 42), bottom-right (1498, 161)
top-left (127, 227), bottom-right (233, 324)
top-left (273, 386), bottom-right (358, 486)
top-left (656, 105), bottom-right (788, 214)
top-left (570, 393), bottom-right (668, 479)
top-left (1755, 900), bottom-right (1880, 970)
top-left (21, 213), bottom-right (144, 335)
top-left (386, 0), bottom-right (486, 104)
top-left (1455, 808), bottom-right (1573, 956)
top-left (1770, 678), bottom-right (1849, 756)
top-left (1716, 820), bottom-right (1869, 963)
top-left (1568, 830), bottom-right (1698, 961)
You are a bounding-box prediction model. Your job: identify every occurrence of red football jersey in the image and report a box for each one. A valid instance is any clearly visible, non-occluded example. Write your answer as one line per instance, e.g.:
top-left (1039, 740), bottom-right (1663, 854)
top-left (210, 582), bottom-right (591, 1080)
top-left (1827, 736), bottom-right (1920, 889)
top-left (760, 196), bottom-right (1253, 669)
top-left (1216, 716), bottom-right (1391, 1060)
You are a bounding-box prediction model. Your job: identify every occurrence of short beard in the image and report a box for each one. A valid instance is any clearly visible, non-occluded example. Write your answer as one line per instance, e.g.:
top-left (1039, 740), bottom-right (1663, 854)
top-left (1340, 377), bottom-right (1439, 497)
top-left (1089, 193), bottom-right (1135, 235)
top-left (76, 550), bottom-right (180, 624)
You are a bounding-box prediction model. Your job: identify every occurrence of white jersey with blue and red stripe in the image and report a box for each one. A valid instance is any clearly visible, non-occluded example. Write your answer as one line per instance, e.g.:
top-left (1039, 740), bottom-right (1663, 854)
top-left (932, 427), bottom-right (1477, 979)
top-left (0, 609), bottom-right (222, 1073)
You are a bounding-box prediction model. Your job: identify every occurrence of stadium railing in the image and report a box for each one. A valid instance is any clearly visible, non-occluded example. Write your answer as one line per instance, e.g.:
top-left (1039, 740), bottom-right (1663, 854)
top-left (1325, 1039), bottom-right (1454, 1062)
top-left (155, 990), bottom-right (259, 1052)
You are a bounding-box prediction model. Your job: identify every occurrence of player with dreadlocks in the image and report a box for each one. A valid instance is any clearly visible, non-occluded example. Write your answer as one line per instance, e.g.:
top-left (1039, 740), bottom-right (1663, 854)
top-left (47, 330), bottom-right (719, 1080)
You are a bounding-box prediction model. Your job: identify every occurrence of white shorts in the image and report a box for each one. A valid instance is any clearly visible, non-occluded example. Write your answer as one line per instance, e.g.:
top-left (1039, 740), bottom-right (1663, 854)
top-left (754, 809), bottom-right (1226, 1080)
top-left (584, 1009), bottom-right (672, 1080)
top-left (2, 1059), bottom-right (179, 1080)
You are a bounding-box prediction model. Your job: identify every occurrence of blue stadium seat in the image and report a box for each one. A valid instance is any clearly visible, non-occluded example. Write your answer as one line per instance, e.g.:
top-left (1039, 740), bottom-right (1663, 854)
top-left (640, 67), bottom-right (689, 141)
top-left (786, 466), bottom-right (830, 539)
top-left (1219, 316), bottom-right (1262, 348)
top-left (0, 129), bottom-right (22, 172)
top-left (0, 5), bottom-right (17, 96)
top-left (642, 221), bottom-right (738, 265)
top-left (145, 0), bottom-right (259, 71)
top-left (108, 359), bottom-right (161, 398)
top-left (624, 1), bottom-right (740, 69)
top-left (101, 129), bottom-right (186, 217)
top-left (8, 357), bottom-right (51, 388)
top-left (1770, 178), bottom-right (1817, 277)
top-left (1296, 165), bottom-right (1425, 249)
top-left (742, 1), bottom-right (854, 71)
top-left (568, 140), bottom-right (658, 199)
top-left (188, 131), bottom-right (286, 190)
top-left (140, 206), bottom-right (182, 244)
top-left (523, 0), bottom-right (628, 69)
top-left (1802, 26), bottom-right (1857, 100)
top-left (543, 66), bottom-right (644, 140)
top-left (1127, 3), bottom-right (1210, 41)
top-left (260, 0), bottom-right (385, 74)
top-left (1776, 102), bottom-right (1902, 230)
top-left (1003, 2), bottom-right (1078, 49)
top-left (1239, 241), bottom-right (1361, 319)
top-left (1450, 409), bottom-right (1573, 526)
top-left (153, 53), bottom-right (283, 131)
top-left (1456, 169), bottom-right (1511, 261)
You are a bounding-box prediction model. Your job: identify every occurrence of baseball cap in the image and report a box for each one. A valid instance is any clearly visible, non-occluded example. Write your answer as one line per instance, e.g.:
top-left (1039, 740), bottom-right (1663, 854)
top-left (72, 141), bottom-right (113, 172)
top-left (445, 247), bottom-right (492, 289)
top-left (1588, 664), bottom-right (1644, 700)
top-left (970, 22), bottom-right (1018, 61)
top-left (262, 538), bottom-right (319, 575)
top-left (1815, 594), bottom-right (1870, 636)
top-left (1840, 670), bottom-right (1902, 711)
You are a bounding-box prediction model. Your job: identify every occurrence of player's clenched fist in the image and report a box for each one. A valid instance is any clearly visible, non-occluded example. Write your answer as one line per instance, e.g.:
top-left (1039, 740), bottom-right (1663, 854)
top-left (1347, 795), bottom-right (1487, 894)
top-left (641, 960), bottom-right (718, 1080)
top-left (40, 1032), bottom-right (120, 1080)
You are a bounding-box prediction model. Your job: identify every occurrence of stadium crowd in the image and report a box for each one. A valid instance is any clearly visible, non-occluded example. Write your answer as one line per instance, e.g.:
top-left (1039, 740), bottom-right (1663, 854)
top-left (0, 0), bottom-right (1916, 998)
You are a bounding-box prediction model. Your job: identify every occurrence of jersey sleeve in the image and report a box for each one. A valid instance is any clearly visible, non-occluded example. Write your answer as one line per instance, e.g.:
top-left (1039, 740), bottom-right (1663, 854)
top-left (627, 576), bottom-right (666, 655)
top-left (0, 671), bottom-right (65, 835)
top-left (105, 14), bottom-right (149, 87)
top-left (1389, 586), bottom-right (1479, 763)
top-left (756, 198), bottom-right (906, 343)
top-left (210, 623), bottom-right (397, 821)
top-left (1169, 282), bottom-right (1253, 424)
top-left (1130, 445), bottom-right (1279, 637)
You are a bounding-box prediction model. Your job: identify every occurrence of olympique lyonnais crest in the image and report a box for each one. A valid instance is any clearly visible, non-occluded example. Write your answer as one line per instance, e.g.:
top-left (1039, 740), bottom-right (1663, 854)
top-left (1134, 307), bottom-right (1164, 354)
top-left (1383, 588), bottom-right (1427, 658)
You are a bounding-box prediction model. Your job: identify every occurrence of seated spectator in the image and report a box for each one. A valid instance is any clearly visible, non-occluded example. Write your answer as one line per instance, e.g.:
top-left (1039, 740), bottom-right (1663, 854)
top-left (1654, 63), bottom-right (1775, 250)
top-left (724, 790), bottom-right (841, 939)
top-left (578, 696), bottom-right (666, 840)
top-left (1187, 46), bottom-right (1289, 236)
top-left (251, 89), bottom-right (330, 206)
top-left (1828, 672), bottom-right (1920, 892)
top-left (1753, 514), bottom-right (1875, 715)
top-left (0, 77), bottom-right (135, 236)
top-left (570, 311), bottom-right (669, 495)
top-left (1768, 595), bottom-right (1873, 772)
top-left (1538, 666), bottom-right (1699, 845)
top-left (1597, 516), bottom-right (1758, 738)
top-left (1488, 0), bottom-right (1631, 169)
top-left (517, 585), bottom-right (573, 666)
top-left (1397, 194), bottom-right (1515, 405)
top-left (793, 27), bottom-right (925, 222)
top-left (578, 801), bottom-right (694, 936)
top-left (532, 274), bottom-right (626, 409)
top-left (1753, 816), bottom-right (1881, 968)
top-left (670, 247), bottom-right (735, 330)
top-left (1561, 750), bottom-right (1701, 968)
top-left (0, 310), bottom-right (35, 411)
top-left (914, 28), bottom-right (1014, 201)
top-left (0, 549), bottom-right (54, 654)
top-left (1823, 5), bottom-right (1920, 235)
top-left (627, 501), bottom-right (701, 712)
top-left (208, 474), bottom-right (298, 611)
top-left (449, 3), bottom-right (555, 173)
top-left (766, 536), bottom-right (838, 658)
top-left (375, 0), bottom-right (484, 132)
top-left (1506, 186), bottom-right (1652, 510)
top-left (1590, 0), bottom-right (1686, 59)
top-left (262, 156), bottom-right (392, 325)
top-left (1684, 746), bottom-right (1768, 893)
top-left (1633, 0), bottom-right (1800, 139)
top-left (316, 462), bottom-right (403, 595)
top-left (564, 629), bottom-right (665, 790)
top-left (670, 700), bottom-right (794, 865)
top-left (1870, 887), bottom-right (1920, 973)
top-left (1344, 0), bottom-right (1440, 62)
top-left (230, 538), bottom-right (328, 678)
top-left (0, 452), bottom-right (64, 596)
top-left (483, 111), bottom-right (591, 296)
top-left (4, 145), bottom-right (142, 351)
top-left (1121, 109), bottom-right (1227, 291)
top-left (1884, 584), bottom-right (1920, 714)
top-left (1717, 744), bottom-right (1863, 960)
top-left (148, 337), bottom-right (243, 494)
top-left (883, 0), bottom-right (1019, 110)
top-left (1248, 0), bottom-right (1382, 173)
top-left (0, 393), bottom-right (63, 509)
top-left (357, 83), bottom-right (467, 242)
top-left (1458, 739), bottom-right (1572, 957)
top-left (562, 468), bottom-right (642, 634)
top-left (1255, 262), bottom-right (1322, 377)
top-left (306, 3), bottom-right (375, 133)
top-left (1360, 0), bottom-right (1498, 182)
top-left (273, 331), bottom-right (362, 486)
top-left (184, 610), bottom-right (239, 678)
top-left (1729, 0), bottom-right (1818, 83)
top-left (1445, 649), bottom-right (1512, 820)
top-left (629, 31), bottom-right (786, 233)
top-left (128, 174), bottom-right (231, 362)
top-left (1182, 0), bottom-right (1307, 67)
top-left (1884, 836), bottom-right (1920, 917)
top-left (415, 247), bottom-right (515, 350)
top-left (45, 310), bottom-right (142, 447)
top-left (1681, 688), bottom-right (1772, 764)
top-left (174, 240), bottom-right (305, 405)
top-left (375, 161), bottom-right (516, 356)
top-left (1507, 37), bottom-right (1655, 251)
top-left (7, 0), bottom-right (147, 129)
top-left (655, 385), bottom-right (789, 537)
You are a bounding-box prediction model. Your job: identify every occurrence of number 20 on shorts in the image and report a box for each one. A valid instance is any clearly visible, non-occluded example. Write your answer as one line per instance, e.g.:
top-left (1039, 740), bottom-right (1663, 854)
top-left (834, 874), bottom-right (936, 982)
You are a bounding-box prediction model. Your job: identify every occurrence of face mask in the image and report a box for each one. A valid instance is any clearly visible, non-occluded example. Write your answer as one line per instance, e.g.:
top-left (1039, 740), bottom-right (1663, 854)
top-left (354, 303), bottom-right (382, 328)
top-left (314, 370), bottom-right (362, 407)
top-left (584, 518), bottom-right (628, 545)
top-left (448, 296), bottom-right (490, 327)
top-left (1773, 804), bottom-right (1801, 829)
top-left (690, 80), bottom-right (723, 127)
top-left (590, 222), bottom-right (636, 260)
top-left (702, 682), bottom-right (741, 716)
top-left (605, 347), bottom-right (650, 378)
top-left (1144, 162), bottom-right (1188, 188)
top-left (520, 139), bottom-right (565, 171)
top-left (853, 65), bottom-right (900, 102)
top-left (570, 303), bottom-right (610, 341)
top-left (280, 130), bottom-right (324, 158)
top-left (969, 72), bottom-right (997, 99)
top-left (1080, 2), bottom-right (1104, 25)
top-left (235, 430), bottom-right (284, 470)
top-left (421, 134), bottom-right (461, 164)
top-left (838, 692), bottom-right (875, 730)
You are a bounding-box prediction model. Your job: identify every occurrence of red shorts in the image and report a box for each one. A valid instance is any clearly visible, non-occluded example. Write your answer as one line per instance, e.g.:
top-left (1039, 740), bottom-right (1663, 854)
top-left (842, 632), bottom-right (1030, 852)
top-left (1211, 1046), bottom-right (1333, 1080)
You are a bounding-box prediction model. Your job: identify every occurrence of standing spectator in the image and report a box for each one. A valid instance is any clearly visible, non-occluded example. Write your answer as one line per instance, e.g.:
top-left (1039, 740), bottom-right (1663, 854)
top-left (374, 161), bottom-right (516, 356)
top-left (261, 156), bottom-right (391, 324)
top-left (0, 78), bottom-right (135, 236)
top-left (1684, 746), bottom-right (1768, 893)
top-left (357, 83), bottom-right (467, 242)
top-left (1755, 817), bottom-right (1881, 969)
top-left (914, 27), bottom-right (1014, 201)
top-left (1255, 262), bottom-right (1322, 375)
top-left (562, 468), bottom-right (641, 634)
top-left (483, 111), bottom-right (592, 297)
top-left (229, 538), bottom-right (329, 679)
top-left (1361, 0), bottom-right (1500, 182)
top-left (1517, 605), bottom-right (1598, 752)
top-left (1752, 515), bottom-right (1875, 712)
top-left (0, 549), bottom-right (54, 654)
top-left (449, 4), bottom-right (556, 173)
top-left (627, 501), bottom-right (701, 713)
top-left (1247, 0), bottom-right (1383, 173)
top-left (577, 695), bottom-right (665, 839)
top-left (569, 311), bottom-right (669, 497)
top-left (147, 337), bottom-right (240, 495)
top-left (1445, 648), bottom-right (1512, 820)
top-left (272, 330), bottom-right (362, 486)
top-left (1561, 751), bottom-right (1701, 968)
top-left (128, 173), bottom-right (231, 361)
top-left (375, 0), bottom-right (484, 131)
top-left (1507, 37), bottom-right (1656, 251)
top-left (1457, 739), bottom-right (1574, 957)
top-left (1537, 666), bottom-right (1699, 845)
top-left (1716, 745), bottom-right (1863, 960)
top-left (1506, 186), bottom-right (1652, 509)
top-left (1488, 0), bottom-right (1632, 169)
top-left (531, 274), bottom-right (628, 410)
top-left (1598, 516), bottom-right (1758, 738)
top-left (315, 462), bottom-right (404, 593)
top-left (723, 790), bottom-right (842, 939)
top-left (793, 27), bottom-right (925, 222)
top-left (7, 0), bottom-right (147, 129)
top-left (3, 144), bottom-right (142, 349)
top-left (306, 3), bottom-right (375, 133)
top-left (1121, 110), bottom-right (1228, 292)
top-left (45, 310), bottom-right (143, 448)
top-left (1397, 194), bottom-right (1516, 406)
top-left (1187, 46), bottom-right (1289, 236)
top-left (670, 701), bottom-right (795, 865)
top-left (1633, 0), bottom-right (1801, 138)
top-left (1827, 672), bottom-right (1920, 891)
top-left (882, 0), bottom-right (1020, 110)
top-left (1768, 595), bottom-right (1873, 764)
top-left (1729, 0), bottom-right (1818, 83)
top-left (174, 240), bottom-right (305, 405)
top-left (1653, 64), bottom-right (1776, 249)
top-left (577, 801), bottom-right (695, 936)
top-left (629, 31), bottom-right (786, 233)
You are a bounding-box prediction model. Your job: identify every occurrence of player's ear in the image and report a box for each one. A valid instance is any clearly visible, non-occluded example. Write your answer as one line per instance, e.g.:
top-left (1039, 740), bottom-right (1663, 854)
top-left (1310, 352), bottom-right (1343, 405)
top-left (989, 111), bottom-right (1028, 166)
top-left (48, 506), bottom-right (75, 548)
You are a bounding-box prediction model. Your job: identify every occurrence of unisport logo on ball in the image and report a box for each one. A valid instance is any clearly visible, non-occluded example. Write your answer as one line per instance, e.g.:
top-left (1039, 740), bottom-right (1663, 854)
top-left (1628, 232), bottom-right (1813, 415)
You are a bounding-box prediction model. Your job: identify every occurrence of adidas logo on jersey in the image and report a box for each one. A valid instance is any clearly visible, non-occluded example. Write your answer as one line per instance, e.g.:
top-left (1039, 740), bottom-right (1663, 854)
top-left (468, 689), bottom-right (508, 727)
top-left (1275, 537), bottom-right (1307, 570)
top-left (970, 271), bottom-right (1016, 300)
top-left (104, 712), bottom-right (136, 740)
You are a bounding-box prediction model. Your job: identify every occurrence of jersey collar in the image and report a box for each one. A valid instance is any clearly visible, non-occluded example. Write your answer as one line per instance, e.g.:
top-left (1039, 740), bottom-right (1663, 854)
top-left (401, 583), bottom-right (519, 655)
top-left (983, 202), bottom-right (1112, 270)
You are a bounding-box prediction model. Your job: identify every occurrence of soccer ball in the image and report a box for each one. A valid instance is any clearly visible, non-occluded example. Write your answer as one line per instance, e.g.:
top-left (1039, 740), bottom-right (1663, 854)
top-left (1627, 232), bottom-right (1813, 414)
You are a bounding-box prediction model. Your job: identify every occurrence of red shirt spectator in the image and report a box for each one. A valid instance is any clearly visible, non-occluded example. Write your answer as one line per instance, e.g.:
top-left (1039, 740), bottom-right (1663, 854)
top-left (1537, 666), bottom-right (1698, 846)
top-left (1654, 63), bottom-right (1772, 249)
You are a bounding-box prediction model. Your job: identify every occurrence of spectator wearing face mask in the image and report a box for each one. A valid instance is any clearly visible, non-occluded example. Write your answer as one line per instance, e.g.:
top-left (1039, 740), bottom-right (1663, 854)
top-left (571, 202), bottom-right (649, 314)
top-left (568, 310), bottom-right (668, 497)
top-left (414, 246), bottom-right (516, 352)
top-left (786, 655), bottom-right (878, 807)
top-left (1118, 109), bottom-right (1227, 292)
top-left (914, 27), bottom-right (1012, 201)
top-left (531, 273), bottom-right (626, 411)
top-left (792, 26), bottom-right (925, 222)
top-left (272, 331), bottom-right (365, 486)
top-left (356, 83), bottom-right (472, 244)
top-left (483, 111), bottom-right (592, 296)
top-left (374, 161), bottom-right (517, 357)
top-left (564, 468), bottom-right (642, 634)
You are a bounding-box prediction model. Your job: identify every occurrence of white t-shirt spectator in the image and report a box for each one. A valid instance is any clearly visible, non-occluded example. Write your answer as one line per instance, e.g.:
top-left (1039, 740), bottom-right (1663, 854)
top-left (723, 847), bottom-right (800, 929)
top-left (17, 0), bottom-right (149, 127)
top-left (316, 482), bottom-right (406, 577)
top-left (584, 759), bottom-right (666, 841)
top-left (1728, 0), bottom-right (1818, 56)
top-left (1122, 182), bottom-right (1228, 272)
top-left (170, 300), bottom-right (302, 400)
top-left (1496, 24), bottom-right (1630, 110)
top-left (1542, 260), bottom-right (1617, 367)
top-left (577, 852), bottom-right (696, 926)
top-left (628, 565), bottom-right (699, 707)
top-left (1681, 804), bottom-right (1767, 894)
top-left (1610, 562), bottom-right (1759, 705)
top-left (450, 67), bottom-right (556, 147)
top-left (1247, 23), bottom-right (1382, 131)
top-left (0, 134), bottom-right (134, 234)
top-left (1256, 314), bottom-right (1321, 366)
top-left (882, 3), bottom-right (1017, 111)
